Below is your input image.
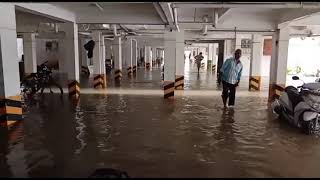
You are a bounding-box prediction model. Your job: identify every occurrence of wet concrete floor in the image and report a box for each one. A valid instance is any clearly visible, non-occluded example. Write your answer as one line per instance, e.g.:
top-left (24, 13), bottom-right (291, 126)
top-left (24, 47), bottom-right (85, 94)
top-left (1, 65), bottom-right (319, 177)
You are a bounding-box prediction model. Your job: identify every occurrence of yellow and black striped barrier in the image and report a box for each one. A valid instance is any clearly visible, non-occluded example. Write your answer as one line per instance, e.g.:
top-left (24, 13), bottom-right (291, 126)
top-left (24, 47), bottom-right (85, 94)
top-left (133, 65), bottom-right (137, 73)
top-left (249, 76), bottom-right (261, 91)
top-left (268, 83), bottom-right (285, 101)
top-left (127, 66), bottom-right (133, 77)
top-left (164, 81), bottom-right (175, 99)
top-left (68, 80), bottom-right (80, 99)
top-left (212, 65), bottom-right (216, 72)
top-left (115, 69), bottom-right (122, 81)
top-left (93, 74), bottom-right (106, 88)
top-left (175, 75), bottom-right (184, 90)
top-left (81, 66), bottom-right (90, 76)
top-left (0, 95), bottom-right (22, 128)
top-left (145, 63), bottom-right (150, 70)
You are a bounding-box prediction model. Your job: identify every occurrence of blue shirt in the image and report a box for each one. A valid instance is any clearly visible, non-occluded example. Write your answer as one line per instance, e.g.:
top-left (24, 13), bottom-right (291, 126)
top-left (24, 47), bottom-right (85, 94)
top-left (220, 57), bottom-right (243, 85)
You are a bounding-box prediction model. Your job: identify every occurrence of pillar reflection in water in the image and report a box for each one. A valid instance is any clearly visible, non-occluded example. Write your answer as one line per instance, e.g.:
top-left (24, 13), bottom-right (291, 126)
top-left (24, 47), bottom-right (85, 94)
top-left (74, 102), bottom-right (87, 155)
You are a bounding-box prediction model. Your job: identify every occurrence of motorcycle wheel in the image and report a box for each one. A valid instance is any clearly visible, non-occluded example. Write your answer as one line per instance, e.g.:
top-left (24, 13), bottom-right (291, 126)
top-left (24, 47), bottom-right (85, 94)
top-left (302, 119), bottom-right (318, 135)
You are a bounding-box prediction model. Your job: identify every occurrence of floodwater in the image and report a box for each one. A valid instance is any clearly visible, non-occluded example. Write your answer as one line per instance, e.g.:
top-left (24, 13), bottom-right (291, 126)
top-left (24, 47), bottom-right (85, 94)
top-left (1, 65), bottom-right (320, 178)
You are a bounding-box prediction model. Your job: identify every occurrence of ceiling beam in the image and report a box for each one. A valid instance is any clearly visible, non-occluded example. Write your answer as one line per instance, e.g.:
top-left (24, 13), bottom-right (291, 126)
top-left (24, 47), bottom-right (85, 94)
top-left (153, 2), bottom-right (168, 24)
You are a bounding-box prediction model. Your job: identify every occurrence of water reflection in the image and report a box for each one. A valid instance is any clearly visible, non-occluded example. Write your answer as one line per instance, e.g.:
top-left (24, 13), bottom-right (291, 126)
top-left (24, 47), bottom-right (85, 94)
top-left (74, 102), bottom-right (87, 155)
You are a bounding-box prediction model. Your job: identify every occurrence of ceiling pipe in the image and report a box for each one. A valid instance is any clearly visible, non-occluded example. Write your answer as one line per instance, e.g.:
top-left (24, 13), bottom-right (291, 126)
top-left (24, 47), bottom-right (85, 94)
top-left (213, 10), bottom-right (218, 28)
top-left (172, 2), bottom-right (320, 8)
top-left (94, 3), bottom-right (104, 11)
top-left (173, 7), bottom-right (180, 32)
top-left (112, 24), bottom-right (121, 36)
top-left (202, 16), bottom-right (209, 35)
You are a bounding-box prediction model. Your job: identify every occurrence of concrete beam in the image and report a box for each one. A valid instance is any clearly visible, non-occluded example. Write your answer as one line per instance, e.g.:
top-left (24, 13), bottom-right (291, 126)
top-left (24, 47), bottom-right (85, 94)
top-left (14, 3), bottom-right (76, 22)
top-left (277, 9), bottom-right (320, 28)
top-left (153, 2), bottom-right (168, 24)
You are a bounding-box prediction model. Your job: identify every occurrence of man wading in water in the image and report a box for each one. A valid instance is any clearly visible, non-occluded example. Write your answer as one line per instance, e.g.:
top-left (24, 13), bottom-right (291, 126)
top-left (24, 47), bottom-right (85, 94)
top-left (194, 52), bottom-right (204, 74)
top-left (220, 49), bottom-right (243, 108)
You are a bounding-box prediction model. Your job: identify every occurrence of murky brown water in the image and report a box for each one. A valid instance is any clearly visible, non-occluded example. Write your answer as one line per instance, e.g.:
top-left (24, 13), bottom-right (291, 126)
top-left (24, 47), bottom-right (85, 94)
top-left (1, 93), bottom-right (320, 178)
top-left (2, 66), bottom-right (320, 178)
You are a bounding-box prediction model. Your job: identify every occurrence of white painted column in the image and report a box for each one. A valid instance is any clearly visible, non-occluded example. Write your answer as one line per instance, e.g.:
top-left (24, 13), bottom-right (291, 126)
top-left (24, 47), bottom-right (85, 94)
top-left (100, 35), bottom-right (105, 75)
top-left (0, 4), bottom-right (22, 127)
top-left (80, 38), bottom-right (91, 76)
top-left (22, 33), bottom-right (37, 75)
top-left (208, 43), bottom-right (213, 72)
top-left (132, 39), bottom-right (137, 73)
top-left (62, 22), bottom-right (80, 98)
top-left (113, 36), bottom-right (122, 81)
top-left (92, 31), bottom-right (102, 75)
top-left (235, 35), bottom-right (241, 51)
top-left (164, 31), bottom-right (176, 98)
top-left (124, 38), bottom-right (133, 77)
top-left (152, 47), bottom-right (156, 66)
top-left (269, 27), bottom-right (290, 100)
top-left (175, 31), bottom-right (185, 90)
top-left (212, 43), bottom-right (218, 72)
top-left (91, 31), bottom-right (106, 88)
top-left (105, 39), bottom-right (112, 60)
top-left (145, 46), bottom-right (152, 70)
top-left (249, 34), bottom-right (263, 91)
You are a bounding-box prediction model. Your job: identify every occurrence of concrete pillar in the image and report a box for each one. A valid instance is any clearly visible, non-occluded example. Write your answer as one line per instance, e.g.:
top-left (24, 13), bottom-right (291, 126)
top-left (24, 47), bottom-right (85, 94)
top-left (92, 31), bottom-right (106, 88)
top-left (113, 36), bottom-right (122, 82)
top-left (124, 39), bottom-right (133, 77)
top-left (80, 38), bottom-right (90, 76)
top-left (132, 39), bottom-right (137, 73)
top-left (100, 36), bottom-right (106, 87)
top-left (105, 40), bottom-right (112, 60)
top-left (175, 31), bottom-right (184, 90)
top-left (62, 22), bottom-right (80, 99)
top-left (145, 46), bottom-right (152, 70)
top-left (212, 43), bottom-right (218, 72)
top-left (249, 34), bottom-right (263, 91)
top-left (0, 4), bottom-right (22, 127)
top-left (235, 35), bottom-right (241, 51)
top-left (164, 31), bottom-right (176, 98)
top-left (22, 33), bottom-right (37, 75)
top-left (269, 27), bottom-right (290, 101)
top-left (152, 47), bottom-right (156, 66)
top-left (208, 43), bottom-right (214, 72)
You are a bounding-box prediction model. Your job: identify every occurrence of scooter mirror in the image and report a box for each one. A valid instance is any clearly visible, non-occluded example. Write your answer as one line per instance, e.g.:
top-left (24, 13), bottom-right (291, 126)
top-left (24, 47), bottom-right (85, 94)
top-left (292, 76), bottom-right (300, 80)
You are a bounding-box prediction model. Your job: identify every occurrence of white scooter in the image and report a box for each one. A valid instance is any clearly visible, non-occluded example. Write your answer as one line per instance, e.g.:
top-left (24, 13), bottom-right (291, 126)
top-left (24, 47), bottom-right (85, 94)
top-left (271, 76), bottom-right (320, 134)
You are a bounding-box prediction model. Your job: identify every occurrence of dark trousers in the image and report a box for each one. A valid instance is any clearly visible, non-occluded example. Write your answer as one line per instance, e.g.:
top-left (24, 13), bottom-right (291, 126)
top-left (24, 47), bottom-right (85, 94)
top-left (222, 80), bottom-right (237, 106)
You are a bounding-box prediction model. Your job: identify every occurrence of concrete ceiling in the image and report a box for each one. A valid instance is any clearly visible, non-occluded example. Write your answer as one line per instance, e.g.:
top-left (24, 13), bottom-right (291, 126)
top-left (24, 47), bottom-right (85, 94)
top-left (14, 2), bottom-right (320, 41)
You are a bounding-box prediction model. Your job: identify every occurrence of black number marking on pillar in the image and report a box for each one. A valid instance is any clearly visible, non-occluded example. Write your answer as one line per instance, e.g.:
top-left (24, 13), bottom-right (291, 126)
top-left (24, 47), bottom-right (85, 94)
top-left (68, 80), bottom-right (80, 98)
top-left (175, 76), bottom-right (184, 90)
top-left (94, 75), bottom-right (104, 88)
top-left (164, 81), bottom-right (175, 99)
top-left (0, 96), bottom-right (23, 128)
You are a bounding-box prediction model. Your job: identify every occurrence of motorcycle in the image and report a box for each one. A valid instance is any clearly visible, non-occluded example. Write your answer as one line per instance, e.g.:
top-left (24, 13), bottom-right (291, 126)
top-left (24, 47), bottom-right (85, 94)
top-left (21, 61), bottom-right (63, 97)
top-left (271, 76), bottom-right (320, 134)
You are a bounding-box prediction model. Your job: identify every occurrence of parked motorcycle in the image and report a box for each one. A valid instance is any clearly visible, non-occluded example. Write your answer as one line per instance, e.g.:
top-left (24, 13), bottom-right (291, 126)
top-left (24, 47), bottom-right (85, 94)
top-left (271, 76), bottom-right (320, 134)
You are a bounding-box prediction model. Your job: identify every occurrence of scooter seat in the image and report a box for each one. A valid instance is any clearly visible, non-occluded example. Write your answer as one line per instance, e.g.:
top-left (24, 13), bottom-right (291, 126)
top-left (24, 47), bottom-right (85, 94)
top-left (285, 86), bottom-right (304, 109)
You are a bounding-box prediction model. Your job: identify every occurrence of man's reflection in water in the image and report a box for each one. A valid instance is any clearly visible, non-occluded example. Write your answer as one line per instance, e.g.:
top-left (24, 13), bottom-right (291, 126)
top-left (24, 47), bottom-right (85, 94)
top-left (217, 108), bottom-right (236, 147)
top-left (222, 108), bottom-right (235, 123)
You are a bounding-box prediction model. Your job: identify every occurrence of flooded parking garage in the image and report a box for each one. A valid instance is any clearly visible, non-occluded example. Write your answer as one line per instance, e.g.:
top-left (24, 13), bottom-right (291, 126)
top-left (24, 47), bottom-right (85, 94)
top-left (1, 67), bottom-right (320, 178)
top-left (2, 1), bottom-right (320, 178)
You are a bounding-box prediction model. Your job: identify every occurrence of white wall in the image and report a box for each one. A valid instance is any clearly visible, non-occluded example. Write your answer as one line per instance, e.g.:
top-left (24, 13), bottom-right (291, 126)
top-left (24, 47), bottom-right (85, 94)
top-left (17, 38), bottom-right (23, 61)
top-left (36, 38), bottom-right (60, 65)
top-left (261, 55), bottom-right (271, 76)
